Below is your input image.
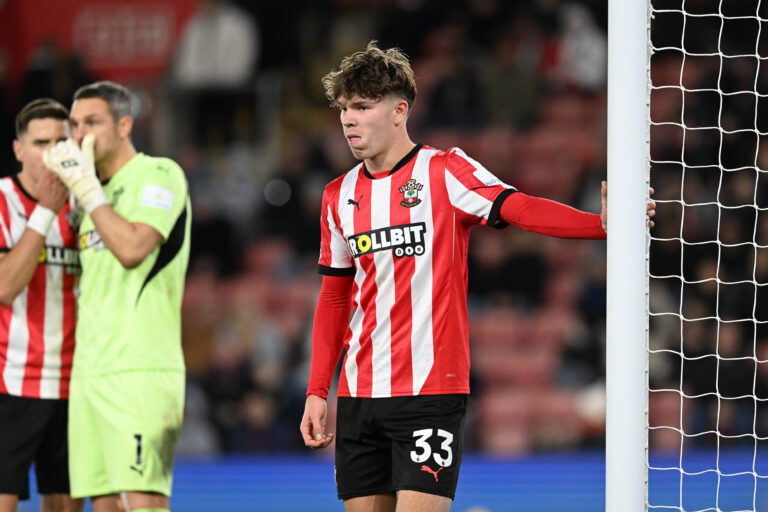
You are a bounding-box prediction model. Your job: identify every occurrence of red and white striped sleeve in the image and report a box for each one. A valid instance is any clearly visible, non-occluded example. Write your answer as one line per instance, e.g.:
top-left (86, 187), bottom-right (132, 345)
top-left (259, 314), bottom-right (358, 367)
top-left (318, 179), bottom-right (355, 276)
top-left (443, 148), bottom-right (517, 229)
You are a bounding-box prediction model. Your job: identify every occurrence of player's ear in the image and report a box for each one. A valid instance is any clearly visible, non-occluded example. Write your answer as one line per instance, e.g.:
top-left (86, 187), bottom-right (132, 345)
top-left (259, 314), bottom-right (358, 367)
top-left (393, 99), bottom-right (409, 127)
top-left (117, 115), bottom-right (133, 139)
top-left (12, 140), bottom-right (22, 163)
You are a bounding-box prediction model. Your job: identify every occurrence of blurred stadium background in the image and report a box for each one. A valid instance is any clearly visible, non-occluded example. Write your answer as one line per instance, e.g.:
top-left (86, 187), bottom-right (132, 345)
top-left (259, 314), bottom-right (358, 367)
top-left (1, 0), bottom-right (758, 509)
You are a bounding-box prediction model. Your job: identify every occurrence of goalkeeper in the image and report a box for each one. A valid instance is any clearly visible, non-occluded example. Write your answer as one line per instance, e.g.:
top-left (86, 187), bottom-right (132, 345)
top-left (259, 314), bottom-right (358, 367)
top-left (43, 81), bottom-right (191, 512)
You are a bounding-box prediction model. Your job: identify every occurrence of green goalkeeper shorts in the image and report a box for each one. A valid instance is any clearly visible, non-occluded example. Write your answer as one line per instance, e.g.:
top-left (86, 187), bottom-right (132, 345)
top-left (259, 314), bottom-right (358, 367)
top-left (68, 370), bottom-right (185, 499)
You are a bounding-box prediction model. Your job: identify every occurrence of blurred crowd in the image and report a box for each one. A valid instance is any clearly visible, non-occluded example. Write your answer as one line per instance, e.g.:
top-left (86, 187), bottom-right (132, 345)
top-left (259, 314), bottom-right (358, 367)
top-left (169, 0), bottom-right (614, 456)
top-left (5, 0), bottom-right (764, 458)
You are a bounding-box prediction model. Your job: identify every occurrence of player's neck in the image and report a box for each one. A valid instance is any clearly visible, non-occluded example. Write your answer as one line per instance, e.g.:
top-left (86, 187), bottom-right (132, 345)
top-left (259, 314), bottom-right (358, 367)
top-left (97, 142), bottom-right (138, 181)
top-left (365, 137), bottom-right (416, 175)
top-left (16, 168), bottom-right (38, 199)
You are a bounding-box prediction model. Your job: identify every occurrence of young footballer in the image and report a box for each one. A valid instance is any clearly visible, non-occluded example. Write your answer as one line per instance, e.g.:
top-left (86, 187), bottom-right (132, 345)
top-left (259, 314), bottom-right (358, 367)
top-left (300, 41), bottom-right (655, 512)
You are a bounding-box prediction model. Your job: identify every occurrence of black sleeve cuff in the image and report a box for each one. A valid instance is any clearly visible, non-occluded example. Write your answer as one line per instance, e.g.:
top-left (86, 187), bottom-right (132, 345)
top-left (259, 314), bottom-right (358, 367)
top-left (0, 248), bottom-right (9, 253)
top-left (318, 264), bottom-right (356, 276)
top-left (487, 188), bottom-right (517, 229)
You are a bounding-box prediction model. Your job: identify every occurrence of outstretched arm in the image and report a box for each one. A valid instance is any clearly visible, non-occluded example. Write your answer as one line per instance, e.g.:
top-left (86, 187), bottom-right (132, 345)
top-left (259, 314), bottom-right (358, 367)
top-left (500, 181), bottom-right (656, 237)
top-left (500, 191), bottom-right (606, 239)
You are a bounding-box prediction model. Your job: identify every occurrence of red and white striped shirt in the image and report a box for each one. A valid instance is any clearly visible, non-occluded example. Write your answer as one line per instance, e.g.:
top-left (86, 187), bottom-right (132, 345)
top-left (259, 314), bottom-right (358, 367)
top-left (318, 144), bottom-right (515, 398)
top-left (0, 175), bottom-right (79, 399)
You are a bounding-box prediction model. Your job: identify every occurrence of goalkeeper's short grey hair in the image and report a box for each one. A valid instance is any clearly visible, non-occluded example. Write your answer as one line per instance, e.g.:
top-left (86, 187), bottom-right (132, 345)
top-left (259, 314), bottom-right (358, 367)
top-left (74, 81), bottom-right (134, 121)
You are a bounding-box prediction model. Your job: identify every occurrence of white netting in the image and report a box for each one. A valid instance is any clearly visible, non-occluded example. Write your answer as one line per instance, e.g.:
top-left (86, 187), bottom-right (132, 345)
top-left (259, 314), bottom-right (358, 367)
top-left (648, 0), bottom-right (768, 510)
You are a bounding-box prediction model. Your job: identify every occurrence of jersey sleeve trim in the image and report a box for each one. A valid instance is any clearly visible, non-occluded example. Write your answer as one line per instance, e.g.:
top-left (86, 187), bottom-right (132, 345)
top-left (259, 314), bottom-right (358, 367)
top-left (136, 201), bottom-right (190, 304)
top-left (487, 189), bottom-right (517, 229)
top-left (318, 264), bottom-right (355, 276)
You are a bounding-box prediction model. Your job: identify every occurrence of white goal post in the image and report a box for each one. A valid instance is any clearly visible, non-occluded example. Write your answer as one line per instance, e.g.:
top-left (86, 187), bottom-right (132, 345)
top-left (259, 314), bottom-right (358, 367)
top-left (606, 0), bottom-right (650, 511)
top-left (610, 1), bottom-right (768, 511)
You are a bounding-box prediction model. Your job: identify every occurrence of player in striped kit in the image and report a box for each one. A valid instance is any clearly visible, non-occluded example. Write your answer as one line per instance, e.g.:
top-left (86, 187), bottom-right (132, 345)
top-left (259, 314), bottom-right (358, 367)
top-left (0, 99), bottom-right (83, 512)
top-left (299, 41), bottom-right (647, 511)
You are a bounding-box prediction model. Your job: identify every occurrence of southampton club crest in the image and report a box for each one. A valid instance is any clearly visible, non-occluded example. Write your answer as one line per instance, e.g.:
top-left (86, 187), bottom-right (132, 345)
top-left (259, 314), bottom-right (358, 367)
top-left (399, 179), bottom-right (423, 208)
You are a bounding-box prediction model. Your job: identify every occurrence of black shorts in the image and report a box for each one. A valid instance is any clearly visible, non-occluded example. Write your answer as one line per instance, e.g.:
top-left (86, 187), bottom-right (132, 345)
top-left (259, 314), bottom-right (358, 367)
top-left (0, 393), bottom-right (70, 500)
top-left (335, 394), bottom-right (468, 501)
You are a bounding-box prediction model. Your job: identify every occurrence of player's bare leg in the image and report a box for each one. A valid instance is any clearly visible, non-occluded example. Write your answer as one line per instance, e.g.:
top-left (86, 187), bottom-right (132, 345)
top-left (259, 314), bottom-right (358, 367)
top-left (91, 494), bottom-right (122, 512)
top-left (93, 491), bottom-right (169, 512)
top-left (122, 491), bottom-right (169, 511)
top-left (40, 494), bottom-right (85, 512)
top-left (395, 490), bottom-right (452, 512)
top-left (0, 494), bottom-right (18, 512)
top-left (344, 493), bottom-right (396, 512)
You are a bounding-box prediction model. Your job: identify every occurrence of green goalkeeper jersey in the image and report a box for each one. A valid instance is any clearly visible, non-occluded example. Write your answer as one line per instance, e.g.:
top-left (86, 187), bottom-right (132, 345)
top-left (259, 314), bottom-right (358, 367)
top-left (73, 153), bottom-right (191, 378)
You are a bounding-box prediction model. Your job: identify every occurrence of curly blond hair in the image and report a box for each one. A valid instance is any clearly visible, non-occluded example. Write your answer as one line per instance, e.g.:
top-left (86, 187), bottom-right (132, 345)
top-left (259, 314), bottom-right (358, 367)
top-left (322, 40), bottom-right (417, 111)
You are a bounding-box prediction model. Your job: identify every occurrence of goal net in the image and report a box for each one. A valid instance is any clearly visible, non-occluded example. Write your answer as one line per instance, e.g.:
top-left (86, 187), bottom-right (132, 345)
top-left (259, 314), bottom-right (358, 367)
top-left (648, 0), bottom-right (768, 510)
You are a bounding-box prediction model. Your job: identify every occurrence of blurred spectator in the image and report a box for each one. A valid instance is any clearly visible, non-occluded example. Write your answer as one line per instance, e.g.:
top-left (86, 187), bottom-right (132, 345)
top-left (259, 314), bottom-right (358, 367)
top-left (0, 49), bottom-right (13, 176)
top-left (203, 318), bottom-right (258, 451)
top-left (170, 0), bottom-right (260, 146)
top-left (551, 2), bottom-right (606, 91)
top-left (467, 229), bottom-right (549, 310)
top-left (187, 195), bottom-right (243, 277)
top-left (421, 22), bottom-right (488, 130)
top-left (19, 38), bottom-right (95, 108)
top-left (258, 132), bottom-right (333, 257)
top-left (172, 0), bottom-right (259, 89)
top-left (176, 380), bottom-right (220, 456)
top-left (482, 15), bottom-right (544, 128)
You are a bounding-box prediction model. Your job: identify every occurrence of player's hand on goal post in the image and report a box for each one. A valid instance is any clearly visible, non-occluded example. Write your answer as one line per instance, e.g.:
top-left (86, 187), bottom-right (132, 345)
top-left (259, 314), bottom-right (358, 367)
top-left (600, 180), bottom-right (656, 232)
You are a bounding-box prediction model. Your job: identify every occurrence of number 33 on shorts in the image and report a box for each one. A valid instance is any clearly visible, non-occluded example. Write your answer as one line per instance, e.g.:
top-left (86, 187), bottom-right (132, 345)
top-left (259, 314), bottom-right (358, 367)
top-left (410, 428), bottom-right (454, 467)
top-left (410, 427), bottom-right (456, 485)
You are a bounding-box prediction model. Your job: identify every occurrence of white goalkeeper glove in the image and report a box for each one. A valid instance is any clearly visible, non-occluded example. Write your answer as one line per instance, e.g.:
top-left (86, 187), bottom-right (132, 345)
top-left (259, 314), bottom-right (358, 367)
top-left (43, 134), bottom-right (107, 214)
